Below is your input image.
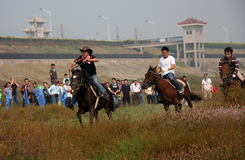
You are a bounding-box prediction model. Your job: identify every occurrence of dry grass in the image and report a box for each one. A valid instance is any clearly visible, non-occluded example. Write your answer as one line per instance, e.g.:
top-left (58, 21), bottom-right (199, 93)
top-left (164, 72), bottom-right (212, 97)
top-left (1, 91), bottom-right (245, 159)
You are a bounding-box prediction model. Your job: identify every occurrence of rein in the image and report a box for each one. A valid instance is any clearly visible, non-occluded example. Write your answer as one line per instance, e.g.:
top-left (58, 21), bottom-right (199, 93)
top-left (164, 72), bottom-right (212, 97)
top-left (145, 70), bottom-right (161, 86)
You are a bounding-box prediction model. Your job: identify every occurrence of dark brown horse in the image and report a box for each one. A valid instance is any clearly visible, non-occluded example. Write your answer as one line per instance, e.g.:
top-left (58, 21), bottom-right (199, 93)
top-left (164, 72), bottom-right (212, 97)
top-left (70, 69), bottom-right (115, 124)
top-left (142, 66), bottom-right (195, 112)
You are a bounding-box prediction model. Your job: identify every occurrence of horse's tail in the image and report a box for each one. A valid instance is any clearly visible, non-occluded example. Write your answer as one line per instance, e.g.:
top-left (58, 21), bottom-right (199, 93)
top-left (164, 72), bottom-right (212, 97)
top-left (190, 92), bottom-right (202, 101)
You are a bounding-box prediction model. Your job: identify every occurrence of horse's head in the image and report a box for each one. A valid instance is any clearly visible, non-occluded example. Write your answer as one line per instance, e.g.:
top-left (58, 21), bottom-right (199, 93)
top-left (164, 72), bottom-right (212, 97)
top-left (220, 64), bottom-right (232, 81)
top-left (142, 66), bottom-right (157, 89)
top-left (70, 69), bottom-right (85, 91)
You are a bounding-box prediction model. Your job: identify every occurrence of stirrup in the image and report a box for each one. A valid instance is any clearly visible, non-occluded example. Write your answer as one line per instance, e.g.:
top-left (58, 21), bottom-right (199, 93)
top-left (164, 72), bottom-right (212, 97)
top-left (102, 91), bottom-right (109, 101)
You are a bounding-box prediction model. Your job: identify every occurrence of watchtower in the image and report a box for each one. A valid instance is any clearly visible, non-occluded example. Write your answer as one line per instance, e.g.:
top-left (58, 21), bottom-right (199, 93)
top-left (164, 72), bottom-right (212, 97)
top-left (21, 14), bottom-right (53, 38)
top-left (178, 18), bottom-right (207, 67)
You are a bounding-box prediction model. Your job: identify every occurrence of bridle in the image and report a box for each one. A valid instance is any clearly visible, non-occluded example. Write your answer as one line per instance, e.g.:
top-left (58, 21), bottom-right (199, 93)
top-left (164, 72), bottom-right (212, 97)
top-left (70, 69), bottom-right (86, 90)
top-left (144, 70), bottom-right (160, 87)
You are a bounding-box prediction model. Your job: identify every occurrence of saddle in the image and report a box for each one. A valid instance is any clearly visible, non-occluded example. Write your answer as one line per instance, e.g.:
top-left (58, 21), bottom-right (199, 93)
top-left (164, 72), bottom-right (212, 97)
top-left (162, 75), bottom-right (186, 89)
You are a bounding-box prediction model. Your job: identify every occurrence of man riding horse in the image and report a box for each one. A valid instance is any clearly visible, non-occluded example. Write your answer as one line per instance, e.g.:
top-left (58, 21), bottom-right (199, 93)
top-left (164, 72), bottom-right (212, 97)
top-left (157, 46), bottom-right (184, 95)
top-left (219, 47), bottom-right (245, 83)
top-left (66, 46), bottom-right (109, 109)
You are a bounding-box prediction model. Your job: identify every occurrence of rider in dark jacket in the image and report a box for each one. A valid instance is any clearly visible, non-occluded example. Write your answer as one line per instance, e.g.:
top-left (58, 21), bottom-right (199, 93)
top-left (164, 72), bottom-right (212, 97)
top-left (67, 46), bottom-right (109, 109)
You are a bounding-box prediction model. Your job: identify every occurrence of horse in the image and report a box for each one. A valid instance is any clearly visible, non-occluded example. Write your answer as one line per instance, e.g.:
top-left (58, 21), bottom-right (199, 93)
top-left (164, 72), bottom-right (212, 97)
top-left (70, 69), bottom-right (116, 124)
top-left (219, 61), bottom-right (242, 96)
top-left (142, 66), bottom-right (198, 112)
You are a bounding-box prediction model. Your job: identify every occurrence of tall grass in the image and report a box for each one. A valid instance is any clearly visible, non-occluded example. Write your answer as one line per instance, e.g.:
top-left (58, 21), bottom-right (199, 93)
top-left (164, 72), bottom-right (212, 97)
top-left (1, 100), bottom-right (245, 159)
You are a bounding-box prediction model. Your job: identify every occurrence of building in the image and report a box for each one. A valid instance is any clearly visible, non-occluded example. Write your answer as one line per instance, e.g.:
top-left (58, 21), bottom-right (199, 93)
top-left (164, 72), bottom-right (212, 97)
top-left (178, 17), bottom-right (207, 67)
top-left (21, 14), bottom-right (53, 38)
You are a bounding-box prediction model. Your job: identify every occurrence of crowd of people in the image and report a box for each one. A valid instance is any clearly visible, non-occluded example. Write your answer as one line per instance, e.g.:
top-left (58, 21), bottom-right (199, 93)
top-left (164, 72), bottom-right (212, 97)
top-left (1, 46), bottom-right (242, 109)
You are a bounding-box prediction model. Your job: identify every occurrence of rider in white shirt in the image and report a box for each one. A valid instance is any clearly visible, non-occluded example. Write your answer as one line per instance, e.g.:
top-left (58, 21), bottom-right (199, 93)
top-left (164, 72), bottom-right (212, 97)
top-left (157, 47), bottom-right (184, 94)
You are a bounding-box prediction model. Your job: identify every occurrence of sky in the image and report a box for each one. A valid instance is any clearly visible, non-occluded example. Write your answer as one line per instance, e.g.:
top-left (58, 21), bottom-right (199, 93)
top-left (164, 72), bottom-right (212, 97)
top-left (0, 0), bottom-right (245, 43)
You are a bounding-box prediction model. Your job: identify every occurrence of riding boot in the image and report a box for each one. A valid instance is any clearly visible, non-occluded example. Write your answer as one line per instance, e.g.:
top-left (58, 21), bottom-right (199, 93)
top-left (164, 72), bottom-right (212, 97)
top-left (66, 95), bottom-right (76, 110)
top-left (178, 87), bottom-right (185, 95)
top-left (102, 91), bottom-right (109, 101)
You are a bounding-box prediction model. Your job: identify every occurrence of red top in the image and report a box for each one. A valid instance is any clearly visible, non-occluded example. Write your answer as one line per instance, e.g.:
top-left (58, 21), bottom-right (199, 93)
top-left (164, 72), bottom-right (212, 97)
top-left (178, 18), bottom-right (207, 25)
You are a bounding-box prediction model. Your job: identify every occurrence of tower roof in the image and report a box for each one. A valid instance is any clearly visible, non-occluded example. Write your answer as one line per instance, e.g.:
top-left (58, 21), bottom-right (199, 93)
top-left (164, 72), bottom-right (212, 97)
top-left (178, 17), bottom-right (207, 26)
top-left (25, 14), bottom-right (48, 23)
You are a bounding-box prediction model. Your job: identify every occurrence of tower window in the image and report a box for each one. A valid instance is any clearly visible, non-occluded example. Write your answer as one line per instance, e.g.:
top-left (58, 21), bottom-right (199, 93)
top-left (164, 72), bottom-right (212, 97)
top-left (186, 30), bottom-right (192, 35)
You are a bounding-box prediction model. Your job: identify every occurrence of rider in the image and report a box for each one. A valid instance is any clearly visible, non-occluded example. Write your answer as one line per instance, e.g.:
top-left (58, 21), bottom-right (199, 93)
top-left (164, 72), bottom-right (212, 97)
top-left (67, 46), bottom-right (109, 109)
top-left (157, 46), bottom-right (184, 95)
top-left (219, 47), bottom-right (245, 82)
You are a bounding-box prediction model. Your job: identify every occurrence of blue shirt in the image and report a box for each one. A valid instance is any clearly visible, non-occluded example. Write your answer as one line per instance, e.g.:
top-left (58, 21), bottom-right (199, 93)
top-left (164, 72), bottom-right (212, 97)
top-left (63, 78), bottom-right (70, 85)
top-left (47, 84), bottom-right (59, 95)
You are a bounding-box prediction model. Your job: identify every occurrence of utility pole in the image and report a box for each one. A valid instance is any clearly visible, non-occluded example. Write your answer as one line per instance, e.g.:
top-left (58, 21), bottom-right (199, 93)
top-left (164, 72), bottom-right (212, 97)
top-left (116, 27), bottom-right (119, 41)
top-left (61, 24), bottom-right (64, 38)
top-left (135, 27), bottom-right (138, 44)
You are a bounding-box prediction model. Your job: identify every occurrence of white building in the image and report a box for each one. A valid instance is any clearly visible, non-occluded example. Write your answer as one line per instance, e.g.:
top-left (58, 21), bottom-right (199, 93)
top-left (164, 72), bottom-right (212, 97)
top-left (21, 15), bottom-right (53, 38)
top-left (178, 17), bottom-right (207, 67)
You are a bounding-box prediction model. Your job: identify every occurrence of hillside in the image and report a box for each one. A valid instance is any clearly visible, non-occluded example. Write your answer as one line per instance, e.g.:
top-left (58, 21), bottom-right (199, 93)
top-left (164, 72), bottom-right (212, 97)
top-left (0, 36), bottom-right (245, 56)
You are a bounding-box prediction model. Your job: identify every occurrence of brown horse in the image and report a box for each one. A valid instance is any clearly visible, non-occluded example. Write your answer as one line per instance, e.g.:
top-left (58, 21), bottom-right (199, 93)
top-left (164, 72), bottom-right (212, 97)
top-left (70, 69), bottom-right (116, 124)
top-left (220, 62), bottom-right (242, 96)
top-left (142, 66), bottom-right (195, 112)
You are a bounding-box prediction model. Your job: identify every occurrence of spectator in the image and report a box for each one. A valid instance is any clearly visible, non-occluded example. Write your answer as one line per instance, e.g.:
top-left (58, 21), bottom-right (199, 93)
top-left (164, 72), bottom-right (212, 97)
top-left (202, 73), bottom-right (213, 101)
top-left (182, 75), bottom-right (190, 105)
top-left (121, 79), bottom-right (131, 107)
top-left (27, 81), bottom-right (33, 103)
top-left (145, 86), bottom-right (153, 104)
top-left (121, 80), bottom-right (124, 86)
top-left (64, 79), bottom-right (72, 106)
top-left (152, 85), bottom-right (158, 104)
top-left (3, 82), bottom-right (13, 109)
top-left (117, 79), bottom-right (122, 104)
top-left (139, 80), bottom-right (144, 105)
top-left (63, 73), bottom-right (70, 85)
top-left (130, 78), bottom-right (141, 106)
top-left (48, 80), bottom-right (60, 104)
top-left (104, 82), bottom-right (112, 93)
top-left (10, 77), bottom-right (20, 106)
top-left (32, 82), bottom-right (39, 105)
top-left (59, 82), bottom-right (64, 94)
top-left (21, 78), bottom-right (30, 107)
top-left (0, 89), bottom-right (2, 107)
top-left (49, 63), bottom-right (57, 85)
top-left (110, 78), bottom-right (119, 105)
top-left (43, 82), bottom-right (52, 104)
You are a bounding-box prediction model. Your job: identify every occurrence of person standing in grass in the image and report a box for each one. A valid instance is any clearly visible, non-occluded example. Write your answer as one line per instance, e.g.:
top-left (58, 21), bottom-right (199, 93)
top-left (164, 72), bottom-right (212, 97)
top-left (21, 78), bottom-right (30, 107)
top-left (48, 80), bottom-right (60, 104)
top-left (64, 79), bottom-right (72, 106)
top-left (202, 73), bottom-right (213, 101)
top-left (130, 78), bottom-right (141, 106)
top-left (49, 63), bottom-right (58, 85)
top-left (3, 82), bottom-right (13, 109)
top-left (139, 80), bottom-right (144, 105)
top-left (10, 77), bottom-right (20, 106)
top-left (121, 79), bottom-right (131, 107)
top-left (63, 73), bottom-right (70, 85)
top-left (43, 82), bottom-right (52, 104)
top-left (145, 86), bottom-right (154, 104)
top-left (32, 82), bottom-right (39, 106)
top-left (110, 78), bottom-right (119, 105)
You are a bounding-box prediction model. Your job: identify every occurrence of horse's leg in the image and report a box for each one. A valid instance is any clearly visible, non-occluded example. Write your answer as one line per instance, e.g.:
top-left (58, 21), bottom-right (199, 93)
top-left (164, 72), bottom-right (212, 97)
top-left (77, 108), bottom-right (82, 124)
top-left (173, 97), bottom-right (180, 113)
top-left (185, 96), bottom-right (193, 108)
top-left (178, 98), bottom-right (182, 112)
top-left (89, 106), bottom-right (95, 125)
top-left (164, 104), bottom-right (169, 112)
top-left (94, 110), bottom-right (99, 123)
